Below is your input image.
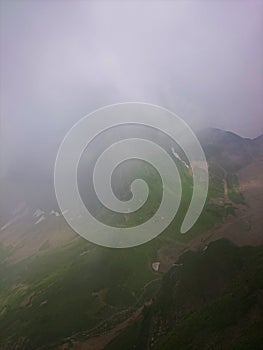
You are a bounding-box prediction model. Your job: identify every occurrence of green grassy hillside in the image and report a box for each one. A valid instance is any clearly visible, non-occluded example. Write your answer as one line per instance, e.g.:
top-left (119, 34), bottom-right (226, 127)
top-left (0, 156), bottom-right (231, 349)
top-left (107, 240), bottom-right (263, 350)
top-left (0, 129), bottom-right (254, 349)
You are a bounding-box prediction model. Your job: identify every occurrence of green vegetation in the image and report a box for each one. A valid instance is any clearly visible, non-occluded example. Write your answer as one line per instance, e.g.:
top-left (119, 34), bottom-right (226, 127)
top-left (0, 236), bottom-right (161, 349)
top-left (207, 162), bottom-right (225, 199)
top-left (0, 147), bottom-right (246, 349)
top-left (105, 319), bottom-right (143, 350)
top-left (227, 173), bottom-right (245, 204)
top-left (107, 240), bottom-right (263, 350)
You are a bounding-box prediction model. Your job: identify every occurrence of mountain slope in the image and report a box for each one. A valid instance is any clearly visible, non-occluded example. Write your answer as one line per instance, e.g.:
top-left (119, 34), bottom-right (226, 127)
top-left (198, 128), bottom-right (263, 172)
top-left (0, 128), bottom-right (262, 349)
top-left (106, 240), bottom-right (263, 350)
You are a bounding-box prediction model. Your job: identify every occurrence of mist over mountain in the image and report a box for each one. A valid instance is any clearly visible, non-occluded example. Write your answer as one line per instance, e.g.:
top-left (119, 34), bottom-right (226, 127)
top-left (1, 1), bottom-right (263, 182)
top-left (1, 1), bottom-right (263, 349)
top-left (198, 128), bottom-right (263, 171)
top-left (1, 127), bottom-right (262, 219)
top-left (0, 124), bottom-right (262, 349)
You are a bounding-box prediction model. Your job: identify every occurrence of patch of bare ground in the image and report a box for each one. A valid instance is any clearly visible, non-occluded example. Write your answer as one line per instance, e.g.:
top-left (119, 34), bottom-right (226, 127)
top-left (157, 159), bottom-right (263, 272)
top-left (56, 159), bottom-right (262, 350)
top-left (60, 307), bottom-right (143, 350)
top-left (206, 160), bottom-right (263, 246)
top-left (68, 159), bottom-right (263, 349)
top-left (0, 217), bottom-right (77, 264)
top-left (157, 241), bottom-right (186, 272)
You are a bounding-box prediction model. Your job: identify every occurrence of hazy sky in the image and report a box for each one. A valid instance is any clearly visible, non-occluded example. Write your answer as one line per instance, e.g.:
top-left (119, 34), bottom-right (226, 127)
top-left (0, 0), bottom-right (263, 177)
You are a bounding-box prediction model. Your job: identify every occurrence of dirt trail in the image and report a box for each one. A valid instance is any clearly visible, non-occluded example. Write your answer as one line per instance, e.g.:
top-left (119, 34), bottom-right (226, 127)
top-left (57, 159), bottom-right (263, 350)
top-left (61, 307), bottom-right (143, 350)
top-left (189, 159), bottom-right (263, 252)
top-left (157, 158), bottom-right (263, 271)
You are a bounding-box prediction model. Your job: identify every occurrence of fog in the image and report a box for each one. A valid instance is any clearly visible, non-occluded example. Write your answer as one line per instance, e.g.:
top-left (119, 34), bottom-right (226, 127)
top-left (0, 0), bottom-right (263, 182)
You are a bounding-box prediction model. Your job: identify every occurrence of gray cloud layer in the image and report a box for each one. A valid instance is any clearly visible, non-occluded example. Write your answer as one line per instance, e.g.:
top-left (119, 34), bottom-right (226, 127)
top-left (0, 0), bottom-right (263, 177)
